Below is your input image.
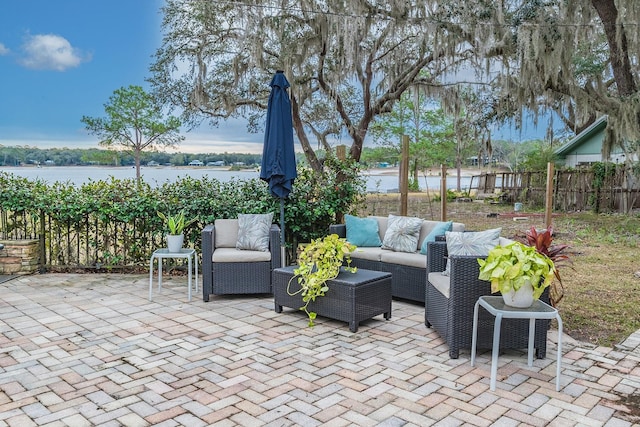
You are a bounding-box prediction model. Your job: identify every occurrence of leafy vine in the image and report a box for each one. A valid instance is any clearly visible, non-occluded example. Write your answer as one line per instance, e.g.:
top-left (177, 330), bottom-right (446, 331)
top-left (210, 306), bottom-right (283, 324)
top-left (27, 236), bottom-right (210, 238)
top-left (287, 234), bottom-right (357, 327)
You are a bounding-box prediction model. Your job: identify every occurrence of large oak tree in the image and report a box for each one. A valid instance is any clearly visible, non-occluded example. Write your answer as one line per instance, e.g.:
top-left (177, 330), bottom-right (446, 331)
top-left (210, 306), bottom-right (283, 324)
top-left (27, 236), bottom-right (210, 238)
top-left (150, 0), bottom-right (640, 170)
top-left (473, 0), bottom-right (640, 158)
top-left (149, 0), bottom-right (481, 172)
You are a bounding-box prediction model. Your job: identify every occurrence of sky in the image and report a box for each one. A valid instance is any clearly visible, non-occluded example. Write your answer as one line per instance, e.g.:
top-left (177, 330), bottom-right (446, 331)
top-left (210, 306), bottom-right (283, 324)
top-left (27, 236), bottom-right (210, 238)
top-left (0, 1), bottom-right (560, 156)
top-left (0, 0), bottom-right (267, 154)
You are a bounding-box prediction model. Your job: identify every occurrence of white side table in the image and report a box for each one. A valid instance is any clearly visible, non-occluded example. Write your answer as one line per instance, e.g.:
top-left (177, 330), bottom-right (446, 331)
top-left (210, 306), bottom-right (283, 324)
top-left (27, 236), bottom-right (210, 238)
top-left (471, 295), bottom-right (563, 391)
top-left (149, 248), bottom-right (198, 301)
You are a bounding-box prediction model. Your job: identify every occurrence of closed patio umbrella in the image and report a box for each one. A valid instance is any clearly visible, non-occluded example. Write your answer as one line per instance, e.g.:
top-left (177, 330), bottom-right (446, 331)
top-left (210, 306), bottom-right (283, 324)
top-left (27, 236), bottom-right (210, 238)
top-left (260, 70), bottom-right (297, 266)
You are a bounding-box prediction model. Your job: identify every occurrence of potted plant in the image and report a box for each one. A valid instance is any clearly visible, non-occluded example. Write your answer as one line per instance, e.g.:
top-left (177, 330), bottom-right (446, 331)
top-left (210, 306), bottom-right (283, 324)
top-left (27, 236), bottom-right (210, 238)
top-left (287, 233), bottom-right (357, 327)
top-left (478, 241), bottom-right (556, 308)
top-left (157, 210), bottom-right (197, 252)
top-left (522, 226), bottom-right (572, 306)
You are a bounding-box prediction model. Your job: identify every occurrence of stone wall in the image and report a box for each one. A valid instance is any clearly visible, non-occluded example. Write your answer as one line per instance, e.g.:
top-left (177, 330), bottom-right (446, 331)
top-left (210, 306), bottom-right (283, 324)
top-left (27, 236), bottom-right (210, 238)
top-left (0, 240), bottom-right (40, 275)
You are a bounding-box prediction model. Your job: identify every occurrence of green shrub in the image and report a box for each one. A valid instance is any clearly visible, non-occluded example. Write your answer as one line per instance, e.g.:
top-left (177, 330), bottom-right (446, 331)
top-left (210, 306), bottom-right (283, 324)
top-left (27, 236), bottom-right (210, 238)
top-left (0, 166), bottom-right (366, 269)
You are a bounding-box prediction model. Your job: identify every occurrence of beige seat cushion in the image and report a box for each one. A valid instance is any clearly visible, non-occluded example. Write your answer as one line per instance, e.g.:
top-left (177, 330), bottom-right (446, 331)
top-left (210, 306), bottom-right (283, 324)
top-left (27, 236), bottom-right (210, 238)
top-left (370, 216), bottom-right (388, 241)
top-left (428, 272), bottom-right (450, 298)
top-left (380, 250), bottom-right (426, 268)
top-left (212, 247), bottom-right (271, 263)
top-left (350, 247), bottom-right (384, 262)
top-left (427, 236), bottom-right (512, 299)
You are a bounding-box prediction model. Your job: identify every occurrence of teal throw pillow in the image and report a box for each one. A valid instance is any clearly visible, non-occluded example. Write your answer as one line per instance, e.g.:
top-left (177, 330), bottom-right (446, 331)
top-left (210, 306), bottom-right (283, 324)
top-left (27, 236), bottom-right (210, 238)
top-left (419, 221), bottom-right (453, 255)
top-left (345, 215), bottom-right (382, 247)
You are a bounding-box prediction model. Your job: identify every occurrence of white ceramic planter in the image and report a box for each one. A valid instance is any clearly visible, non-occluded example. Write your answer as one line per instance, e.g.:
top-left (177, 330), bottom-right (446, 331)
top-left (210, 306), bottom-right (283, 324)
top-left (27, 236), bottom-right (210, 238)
top-left (501, 280), bottom-right (534, 308)
top-left (166, 234), bottom-right (184, 253)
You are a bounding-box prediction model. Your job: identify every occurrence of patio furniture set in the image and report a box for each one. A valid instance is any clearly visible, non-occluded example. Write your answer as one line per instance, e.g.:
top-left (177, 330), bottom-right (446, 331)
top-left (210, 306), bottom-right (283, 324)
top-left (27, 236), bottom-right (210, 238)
top-left (153, 214), bottom-right (562, 388)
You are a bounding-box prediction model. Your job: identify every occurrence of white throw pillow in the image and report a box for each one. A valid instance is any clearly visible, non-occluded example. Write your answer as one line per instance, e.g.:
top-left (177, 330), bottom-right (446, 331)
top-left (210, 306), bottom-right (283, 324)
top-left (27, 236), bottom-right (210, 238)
top-left (442, 228), bottom-right (502, 276)
top-left (381, 214), bottom-right (423, 253)
top-left (236, 213), bottom-right (274, 251)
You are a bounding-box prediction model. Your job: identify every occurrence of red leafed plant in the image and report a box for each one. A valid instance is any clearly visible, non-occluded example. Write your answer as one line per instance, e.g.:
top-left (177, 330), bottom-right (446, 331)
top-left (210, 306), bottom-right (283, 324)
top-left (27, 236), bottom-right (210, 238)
top-left (525, 226), bottom-right (573, 306)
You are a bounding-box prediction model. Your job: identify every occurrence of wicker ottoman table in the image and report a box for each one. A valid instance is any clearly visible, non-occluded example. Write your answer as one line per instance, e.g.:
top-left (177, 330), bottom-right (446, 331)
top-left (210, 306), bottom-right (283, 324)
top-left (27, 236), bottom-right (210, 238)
top-left (273, 266), bottom-right (392, 332)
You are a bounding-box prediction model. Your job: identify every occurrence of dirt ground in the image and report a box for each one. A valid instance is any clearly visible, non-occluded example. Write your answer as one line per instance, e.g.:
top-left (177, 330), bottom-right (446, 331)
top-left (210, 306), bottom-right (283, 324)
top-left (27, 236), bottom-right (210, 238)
top-left (362, 192), bottom-right (640, 347)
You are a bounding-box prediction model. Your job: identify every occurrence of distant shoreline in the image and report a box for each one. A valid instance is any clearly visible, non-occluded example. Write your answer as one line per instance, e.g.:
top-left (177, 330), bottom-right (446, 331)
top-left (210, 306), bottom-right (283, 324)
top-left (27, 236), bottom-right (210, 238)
top-left (1, 164), bottom-right (482, 192)
top-left (4, 164), bottom-right (493, 177)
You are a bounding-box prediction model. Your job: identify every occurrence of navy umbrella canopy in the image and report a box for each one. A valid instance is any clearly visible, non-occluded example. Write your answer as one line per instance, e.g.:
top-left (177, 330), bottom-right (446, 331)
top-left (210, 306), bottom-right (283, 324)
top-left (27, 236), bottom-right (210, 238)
top-left (261, 70), bottom-right (297, 197)
top-left (260, 71), bottom-right (297, 263)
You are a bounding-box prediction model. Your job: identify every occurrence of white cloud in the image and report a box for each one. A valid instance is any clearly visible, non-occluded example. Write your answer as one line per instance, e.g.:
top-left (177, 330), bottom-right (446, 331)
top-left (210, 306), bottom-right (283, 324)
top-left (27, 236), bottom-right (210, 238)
top-left (0, 42), bottom-right (9, 55)
top-left (19, 34), bottom-right (89, 71)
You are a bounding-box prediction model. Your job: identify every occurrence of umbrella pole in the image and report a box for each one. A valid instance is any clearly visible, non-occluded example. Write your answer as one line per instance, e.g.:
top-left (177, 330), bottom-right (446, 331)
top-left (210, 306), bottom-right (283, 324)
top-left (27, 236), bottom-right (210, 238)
top-left (280, 197), bottom-right (286, 267)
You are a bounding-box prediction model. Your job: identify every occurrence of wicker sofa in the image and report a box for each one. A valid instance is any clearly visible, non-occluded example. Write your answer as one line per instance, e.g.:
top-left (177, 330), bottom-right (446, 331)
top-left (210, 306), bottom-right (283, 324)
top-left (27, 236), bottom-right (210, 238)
top-left (425, 236), bottom-right (550, 359)
top-left (201, 218), bottom-right (281, 301)
top-left (329, 216), bottom-right (465, 303)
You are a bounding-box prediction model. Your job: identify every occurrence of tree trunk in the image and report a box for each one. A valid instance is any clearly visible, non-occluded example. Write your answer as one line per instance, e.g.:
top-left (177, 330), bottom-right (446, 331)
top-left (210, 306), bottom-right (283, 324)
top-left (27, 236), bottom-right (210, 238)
top-left (348, 132), bottom-right (365, 162)
top-left (291, 94), bottom-right (323, 174)
top-left (591, 0), bottom-right (637, 97)
top-left (134, 149), bottom-right (141, 185)
top-left (590, 0), bottom-right (638, 158)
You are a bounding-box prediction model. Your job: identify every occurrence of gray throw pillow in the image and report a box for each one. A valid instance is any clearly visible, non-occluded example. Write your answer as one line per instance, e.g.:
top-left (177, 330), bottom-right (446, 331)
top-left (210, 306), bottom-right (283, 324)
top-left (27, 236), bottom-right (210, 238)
top-left (442, 228), bottom-right (501, 276)
top-left (381, 214), bottom-right (423, 253)
top-left (236, 213), bottom-right (274, 251)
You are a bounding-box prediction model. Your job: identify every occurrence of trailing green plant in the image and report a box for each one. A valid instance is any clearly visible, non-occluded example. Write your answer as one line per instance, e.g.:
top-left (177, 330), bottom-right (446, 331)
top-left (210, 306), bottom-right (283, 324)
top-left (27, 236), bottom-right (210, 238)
top-left (478, 241), bottom-right (556, 300)
top-left (590, 162), bottom-right (619, 212)
top-left (287, 234), bottom-right (357, 327)
top-left (157, 210), bottom-right (196, 235)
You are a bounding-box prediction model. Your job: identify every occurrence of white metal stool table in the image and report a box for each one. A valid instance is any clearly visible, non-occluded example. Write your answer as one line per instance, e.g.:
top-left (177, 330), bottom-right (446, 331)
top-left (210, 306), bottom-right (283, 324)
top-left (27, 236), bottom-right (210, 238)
top-left (471, 295), bottom-right (563, 391)
top-left (149, 248), bottom-right (198, 301)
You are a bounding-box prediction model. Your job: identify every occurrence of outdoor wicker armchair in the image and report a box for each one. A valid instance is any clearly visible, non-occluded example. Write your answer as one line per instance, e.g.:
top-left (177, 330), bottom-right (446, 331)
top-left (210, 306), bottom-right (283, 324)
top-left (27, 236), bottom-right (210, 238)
top-left (202, 218), bottom-right (281, 301)
top-left (425, 239), bottom-right (550, 359)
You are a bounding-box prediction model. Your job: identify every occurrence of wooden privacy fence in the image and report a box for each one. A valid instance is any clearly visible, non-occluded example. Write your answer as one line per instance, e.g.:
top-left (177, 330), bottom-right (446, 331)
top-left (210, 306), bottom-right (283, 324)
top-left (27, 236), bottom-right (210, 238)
top-left (470, 168), bottom-right (640, 213)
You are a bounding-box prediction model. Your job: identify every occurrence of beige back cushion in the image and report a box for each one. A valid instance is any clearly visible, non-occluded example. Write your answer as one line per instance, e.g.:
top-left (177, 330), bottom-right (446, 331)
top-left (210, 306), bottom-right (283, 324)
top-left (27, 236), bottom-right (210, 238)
top-left (418, 221), bottom-right (465, 246)
top-left (214, 219), bottom-right (239, 248)
top-left (371, 216), bottom-right (388, 240)
top-left (370, 216), bottom-right (465, 252)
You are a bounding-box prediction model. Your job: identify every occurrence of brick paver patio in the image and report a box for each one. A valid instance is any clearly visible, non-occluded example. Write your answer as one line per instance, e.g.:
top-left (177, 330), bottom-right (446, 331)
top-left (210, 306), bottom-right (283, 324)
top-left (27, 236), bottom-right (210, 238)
top-left (0, 273), bottom-right (638, 426)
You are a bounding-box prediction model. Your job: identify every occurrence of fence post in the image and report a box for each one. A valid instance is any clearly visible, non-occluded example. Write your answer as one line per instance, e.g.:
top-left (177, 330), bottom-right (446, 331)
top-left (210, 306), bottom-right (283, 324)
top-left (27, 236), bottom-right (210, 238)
top-left (545, 162), bottom-right (554, 228)
top-left (440, 165), bottom-right (447, 221)
top-left (400, 135), bottom-right (409, 216)
top-left (336, 145), bottom-right (347, 224)
top-left (39, 209), bottom-right (46, 272)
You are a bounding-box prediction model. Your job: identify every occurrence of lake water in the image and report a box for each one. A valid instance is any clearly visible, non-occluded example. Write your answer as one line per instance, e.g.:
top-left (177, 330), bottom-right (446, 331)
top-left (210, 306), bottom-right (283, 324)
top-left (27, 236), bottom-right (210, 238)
top-left (0, 165), bottom-right (474, 192)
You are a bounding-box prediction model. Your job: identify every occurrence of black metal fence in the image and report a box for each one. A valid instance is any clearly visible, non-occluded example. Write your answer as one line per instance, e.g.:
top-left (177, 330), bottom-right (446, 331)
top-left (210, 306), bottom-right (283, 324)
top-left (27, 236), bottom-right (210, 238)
top-left (0, 208), bottom-right (165, 271)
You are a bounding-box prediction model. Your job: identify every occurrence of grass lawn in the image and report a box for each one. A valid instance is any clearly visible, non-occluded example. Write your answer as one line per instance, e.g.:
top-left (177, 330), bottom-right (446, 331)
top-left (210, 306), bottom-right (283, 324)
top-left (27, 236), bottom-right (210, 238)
top-left (363, 192), bottom-right (640, 347)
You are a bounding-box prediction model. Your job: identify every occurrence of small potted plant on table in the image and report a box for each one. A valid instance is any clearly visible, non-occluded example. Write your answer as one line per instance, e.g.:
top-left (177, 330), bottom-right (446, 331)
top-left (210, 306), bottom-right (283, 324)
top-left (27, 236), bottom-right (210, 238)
top-left (478, 241), bottom-right (556, 308)
top-left (157, 210), bottom-right (196, 253)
